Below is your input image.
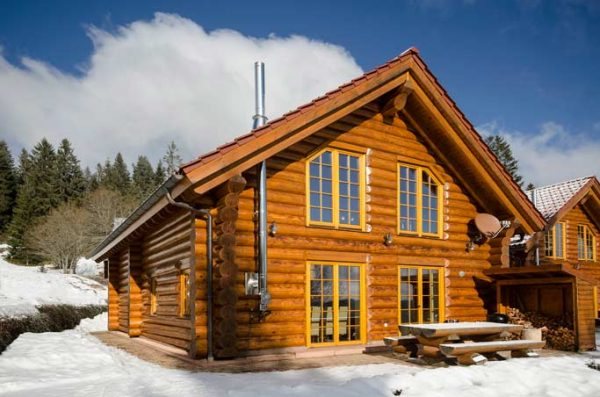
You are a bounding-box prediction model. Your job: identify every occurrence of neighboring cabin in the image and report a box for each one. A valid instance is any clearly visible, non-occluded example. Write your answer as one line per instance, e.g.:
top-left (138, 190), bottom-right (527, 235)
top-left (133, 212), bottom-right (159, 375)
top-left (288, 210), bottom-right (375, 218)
top-left (92, 48), bottom-right (595, 359)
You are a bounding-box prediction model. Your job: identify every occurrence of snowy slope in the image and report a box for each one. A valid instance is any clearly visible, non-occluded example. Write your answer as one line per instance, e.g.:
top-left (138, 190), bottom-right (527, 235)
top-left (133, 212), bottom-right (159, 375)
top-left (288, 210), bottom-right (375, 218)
top-left (0, 312), bottom-right (599, 397)
top-left (0, 256), bottom-right (107, 318)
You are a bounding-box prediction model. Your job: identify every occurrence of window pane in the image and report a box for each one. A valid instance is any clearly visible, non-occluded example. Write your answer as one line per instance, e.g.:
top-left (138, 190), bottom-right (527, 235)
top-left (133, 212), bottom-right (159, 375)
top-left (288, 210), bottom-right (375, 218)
top-left (399, 166), bottom-right (418, 232)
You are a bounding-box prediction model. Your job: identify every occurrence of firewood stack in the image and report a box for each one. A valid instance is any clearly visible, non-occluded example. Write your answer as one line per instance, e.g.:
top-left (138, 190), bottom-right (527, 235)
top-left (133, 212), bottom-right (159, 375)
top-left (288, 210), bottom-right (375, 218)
top-left (507, 307), bottom-right (576, 351)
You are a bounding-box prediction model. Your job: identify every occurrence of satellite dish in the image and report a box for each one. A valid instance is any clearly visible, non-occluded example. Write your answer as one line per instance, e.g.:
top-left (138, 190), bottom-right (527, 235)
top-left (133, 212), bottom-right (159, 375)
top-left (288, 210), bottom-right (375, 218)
top-left (474, 213), bottom-right (502, 238)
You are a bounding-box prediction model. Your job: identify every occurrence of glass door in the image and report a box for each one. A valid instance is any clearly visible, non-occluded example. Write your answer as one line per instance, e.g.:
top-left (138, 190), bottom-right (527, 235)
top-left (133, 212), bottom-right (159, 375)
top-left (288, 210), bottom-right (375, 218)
top-left (399, 266), bottom-right (444, 324)
top-left (308, 262), bottom-right (364, 346)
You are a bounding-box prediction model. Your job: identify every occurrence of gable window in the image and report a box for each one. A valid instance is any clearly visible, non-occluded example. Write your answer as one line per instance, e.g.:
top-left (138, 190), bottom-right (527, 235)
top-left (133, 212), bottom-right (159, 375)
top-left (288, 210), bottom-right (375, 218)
top-left (398, 164), bottom-right (442, 237)
top-left (307, 149), bottom-right (365, 229)
top-left (150, 277), bottom-right (158, 315)
top-left (178, 271), bottom-right (191, 318)
top-left (545, 222), bottom-right (565, 259)
top-left (578, 224), bottom-right (596, 261)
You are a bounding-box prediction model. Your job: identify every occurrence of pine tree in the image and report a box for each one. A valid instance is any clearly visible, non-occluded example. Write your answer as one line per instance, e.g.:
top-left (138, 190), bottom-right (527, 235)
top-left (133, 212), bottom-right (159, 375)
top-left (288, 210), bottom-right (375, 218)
top-left (84, 166), bottom-right (99, 191)
top-left (96, 161), bottom-right (109, 187)
top-left (154, 160), bottom-right (166, 186)
top-left (0, 141), bottom-right (17, 235)
top-left (15, 148), bottom-right (30, 186)
top-left (131, 155), bottom-right (156, 200)
top-left (7, 138), bottom-right (59, 261)
top-left (56, 138), bottom-right (86, 203)
top-left (526, 183), bottom-right (535, 191)
top-left (162, 141), bottom-right (182, 175)
top-left (106, 153), bottom-right (130, 195)
top-left (484, 135), bottom-right (524, 187)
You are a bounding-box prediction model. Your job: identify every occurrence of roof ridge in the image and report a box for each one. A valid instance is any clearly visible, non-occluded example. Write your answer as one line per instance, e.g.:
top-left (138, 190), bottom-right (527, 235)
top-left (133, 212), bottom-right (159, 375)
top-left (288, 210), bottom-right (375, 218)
top-left (181, 46), bottom-right (419, 168)
top-left (527, 176), bottom-right (593, 193)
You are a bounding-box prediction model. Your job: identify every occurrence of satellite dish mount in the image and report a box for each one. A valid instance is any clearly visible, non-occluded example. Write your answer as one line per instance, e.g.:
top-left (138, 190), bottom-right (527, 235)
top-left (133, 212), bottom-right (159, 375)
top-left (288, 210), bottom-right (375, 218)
top-left (467, 213), bottom-right (511, 251)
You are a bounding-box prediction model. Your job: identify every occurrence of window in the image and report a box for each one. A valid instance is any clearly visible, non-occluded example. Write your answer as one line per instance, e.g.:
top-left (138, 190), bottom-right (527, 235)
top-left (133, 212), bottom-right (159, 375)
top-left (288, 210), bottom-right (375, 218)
top-left (150, 277), bottom-right (158, 315)
top-left (307, 262), bottom-right (365, 346)
top-left (398, 266), bottom-right (444, 324)
top-left (398, 164), bottom-right (442, 237)
top-left (178, 271), bottom-right (191, 318)
top-left (307, 149), bottom-right (365, 229)
top-left (545, 222), bottom-right (565, 259)
top-left (578, 224), bottom-right (596, 261)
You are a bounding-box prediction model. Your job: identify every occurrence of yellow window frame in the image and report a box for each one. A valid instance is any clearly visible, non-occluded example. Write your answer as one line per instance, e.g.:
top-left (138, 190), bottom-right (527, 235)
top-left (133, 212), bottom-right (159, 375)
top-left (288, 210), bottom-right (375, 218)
top-left (305, 261), bottom-right (367, 347)
top-left (578, 224), bottom-right (596, 261)
top-left (397, 163), bottom-right (443, 238)
top-left (545, 222), bottom-right (566, 259)
top-left (178, 271), bottom-right (191, 318)
top-left (306, 148), bottom-right (366, 231)
top-left (397, 265), bottom-right (445, 324)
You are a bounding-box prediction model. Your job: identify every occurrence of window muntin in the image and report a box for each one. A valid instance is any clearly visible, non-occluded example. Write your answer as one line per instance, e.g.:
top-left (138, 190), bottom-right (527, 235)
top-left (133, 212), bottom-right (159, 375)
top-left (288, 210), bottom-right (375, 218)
top-left (545, 222), bottom-right (565, 259)
top-left (307, 262), bottom-right (365, 346)
top-left (578, 224), bottom-right (596, 261)
top-left (150, 277), bottom-right (158, 315)
top-left (398, 164), bottom-right (442, 237)
top-left (178, 271), bottom-right (191, 318)
top-left (398, 266), bottom-right (444, 324)
top-left (307, 149), bottom-right (364, 229)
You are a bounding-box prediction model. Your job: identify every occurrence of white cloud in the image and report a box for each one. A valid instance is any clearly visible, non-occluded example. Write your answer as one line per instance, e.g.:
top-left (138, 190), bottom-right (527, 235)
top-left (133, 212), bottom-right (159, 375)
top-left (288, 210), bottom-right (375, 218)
top-left (0, 13), bottom-right (362, 169)
top-left (478, 121), bottom-right (600, 187)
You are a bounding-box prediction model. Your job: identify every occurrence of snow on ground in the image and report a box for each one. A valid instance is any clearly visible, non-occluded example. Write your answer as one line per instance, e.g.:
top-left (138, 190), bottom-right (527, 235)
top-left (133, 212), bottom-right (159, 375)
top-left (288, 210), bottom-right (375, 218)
top-left (0, 256), bottom-right (106, 318)
top-left (0, 313), bottom-right (599, 397)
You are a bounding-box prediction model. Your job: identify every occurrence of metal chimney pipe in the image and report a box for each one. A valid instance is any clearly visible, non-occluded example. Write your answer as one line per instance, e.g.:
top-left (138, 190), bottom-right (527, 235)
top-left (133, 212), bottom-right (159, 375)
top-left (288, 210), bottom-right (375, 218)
top-left (253, 62), bottom-right (271, 313)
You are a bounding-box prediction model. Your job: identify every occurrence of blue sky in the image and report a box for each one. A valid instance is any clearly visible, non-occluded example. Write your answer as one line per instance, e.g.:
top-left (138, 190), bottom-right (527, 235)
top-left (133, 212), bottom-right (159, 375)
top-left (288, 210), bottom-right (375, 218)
top-left (0, 0), bottom-right (598, 185)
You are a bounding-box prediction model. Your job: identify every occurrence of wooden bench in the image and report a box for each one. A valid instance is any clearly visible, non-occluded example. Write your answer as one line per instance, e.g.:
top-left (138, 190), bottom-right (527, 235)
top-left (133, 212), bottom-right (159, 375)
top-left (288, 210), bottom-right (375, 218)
top-left (439, 340), bottom-right (546, 365)
top-left (384, 336), bottom-right (419, 357)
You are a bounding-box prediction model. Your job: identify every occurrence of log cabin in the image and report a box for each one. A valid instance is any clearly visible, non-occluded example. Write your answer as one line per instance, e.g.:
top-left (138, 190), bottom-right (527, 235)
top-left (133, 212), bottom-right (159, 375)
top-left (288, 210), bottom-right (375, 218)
top-left (91, 48), bottom-right (551, 360)
top-left (488, 176), bottom-right (600, 350)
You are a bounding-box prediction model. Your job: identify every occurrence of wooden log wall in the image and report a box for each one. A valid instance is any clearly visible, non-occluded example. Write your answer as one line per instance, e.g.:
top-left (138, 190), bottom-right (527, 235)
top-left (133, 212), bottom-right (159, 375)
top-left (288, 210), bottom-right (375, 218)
top-left (128, 243), bottom-right (143, 337)
top-left (107, 256), bottom-right (120, 331)
top-left (116, 249), bottom-right (129, 333)
top-left (212, 175), bottom-right (247, 359)
top-left (194, 216), bottom-right (209, 358)
top-left (227, 103), bottom-right (491, 352)
top-left (139, 208), bottom-right (195, 351)
top-left (575, 278), bottom-right (596, 350)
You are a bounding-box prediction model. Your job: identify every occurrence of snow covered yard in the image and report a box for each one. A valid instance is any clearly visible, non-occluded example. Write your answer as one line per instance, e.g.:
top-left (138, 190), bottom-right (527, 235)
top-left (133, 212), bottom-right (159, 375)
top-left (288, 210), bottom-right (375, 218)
top-left (0, 256), bottom-right (106, 318)
top-left (0, 314), bottom-right (599, 397)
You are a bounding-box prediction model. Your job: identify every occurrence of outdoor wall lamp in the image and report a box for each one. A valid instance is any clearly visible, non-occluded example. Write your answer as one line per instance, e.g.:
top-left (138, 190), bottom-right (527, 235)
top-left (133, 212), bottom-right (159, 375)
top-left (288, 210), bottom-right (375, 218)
top-left (383, 232), bottom-right (393, 246)
top-left (269, 221), bottom-right (278, 237)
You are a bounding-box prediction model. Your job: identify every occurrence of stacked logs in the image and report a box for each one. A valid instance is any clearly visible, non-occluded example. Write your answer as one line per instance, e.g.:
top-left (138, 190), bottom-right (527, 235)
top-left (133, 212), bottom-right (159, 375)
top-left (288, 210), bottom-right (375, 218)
top-left (507, 307), bottom-right (576, 351)
top-left (213, 174), bottom-right (247, 359)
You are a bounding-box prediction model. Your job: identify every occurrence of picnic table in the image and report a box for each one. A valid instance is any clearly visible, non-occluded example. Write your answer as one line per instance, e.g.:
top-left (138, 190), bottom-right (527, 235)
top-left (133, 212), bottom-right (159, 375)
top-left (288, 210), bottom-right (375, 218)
top-left (385, 322), bottom-right (545, 365)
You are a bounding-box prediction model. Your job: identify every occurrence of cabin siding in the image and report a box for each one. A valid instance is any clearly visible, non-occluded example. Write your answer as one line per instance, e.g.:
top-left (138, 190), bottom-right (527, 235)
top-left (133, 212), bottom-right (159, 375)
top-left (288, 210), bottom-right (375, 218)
top-left (140, 208), bottom-right (194, 350)
top-left (107, 255), bottom-right (120, 331)
top-left (116, 249), bottom-right (129, 333)
top-left (221, 105), bottom-right (491, 352)
top-left (575, 278), bottom-right (597, 350)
